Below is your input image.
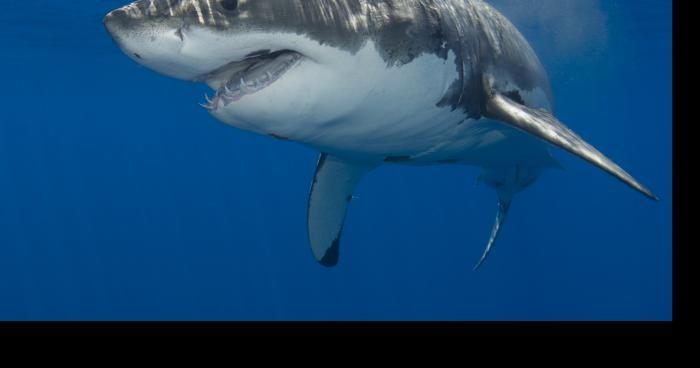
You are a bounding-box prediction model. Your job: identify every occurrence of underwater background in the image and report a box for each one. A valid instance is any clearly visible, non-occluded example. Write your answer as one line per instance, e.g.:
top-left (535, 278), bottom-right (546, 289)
top-left (0, 0), bottom-right (671, 320)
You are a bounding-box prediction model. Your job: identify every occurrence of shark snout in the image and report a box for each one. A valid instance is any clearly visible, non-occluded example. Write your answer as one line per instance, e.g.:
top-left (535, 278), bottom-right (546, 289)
top-left (103, 8), bottom-right (137, 59)
top-left (103, 1), bottom-right (165, 33)
top-left (103, 8), bottom-right (127, 36)
top-left (105, 0), bottom-right (183, 24)
top-left (103, 1), bottom-right (220, 81)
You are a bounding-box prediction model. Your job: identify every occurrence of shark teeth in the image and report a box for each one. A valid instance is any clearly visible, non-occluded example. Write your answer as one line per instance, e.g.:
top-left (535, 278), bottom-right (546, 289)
top-left (240, 80), bottom-right (255, 94)
top-left (200, 93), bottom-right (218, 111)
top-left (201, 51), bottom-right (302, 111)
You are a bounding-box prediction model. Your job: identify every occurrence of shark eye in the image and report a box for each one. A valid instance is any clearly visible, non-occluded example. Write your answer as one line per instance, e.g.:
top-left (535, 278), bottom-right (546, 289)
top-left (220, 0), bottom-right (239, 11)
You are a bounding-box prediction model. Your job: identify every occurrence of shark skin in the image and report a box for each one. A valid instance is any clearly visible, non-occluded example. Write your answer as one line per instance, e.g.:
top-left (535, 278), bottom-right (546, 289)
top-left (104, 0), bottom-right (657, 268)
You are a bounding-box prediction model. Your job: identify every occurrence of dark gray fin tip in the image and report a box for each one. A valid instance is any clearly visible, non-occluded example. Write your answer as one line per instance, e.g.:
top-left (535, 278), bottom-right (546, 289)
top-left (318, 233), bottom-right (341, 267)
top-left (473, 199), bottom-right (511, 271)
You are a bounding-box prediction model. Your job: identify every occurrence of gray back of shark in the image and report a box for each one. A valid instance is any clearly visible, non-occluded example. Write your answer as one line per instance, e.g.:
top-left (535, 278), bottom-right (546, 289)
top-left (104, 0), bottom-right (657, 269)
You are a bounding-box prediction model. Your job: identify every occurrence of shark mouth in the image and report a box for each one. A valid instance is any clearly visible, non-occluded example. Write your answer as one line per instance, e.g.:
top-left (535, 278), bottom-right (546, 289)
top-left (202, 50), bottom-right (302, 111)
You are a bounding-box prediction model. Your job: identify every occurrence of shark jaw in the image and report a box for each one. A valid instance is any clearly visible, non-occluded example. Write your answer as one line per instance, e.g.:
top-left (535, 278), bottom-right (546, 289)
top-left (200, 50), bottom-right (304, 112)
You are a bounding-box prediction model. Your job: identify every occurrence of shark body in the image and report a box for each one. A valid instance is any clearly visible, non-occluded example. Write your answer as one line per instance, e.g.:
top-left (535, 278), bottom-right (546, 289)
top-left (104, 0), bottom-right (656, 268)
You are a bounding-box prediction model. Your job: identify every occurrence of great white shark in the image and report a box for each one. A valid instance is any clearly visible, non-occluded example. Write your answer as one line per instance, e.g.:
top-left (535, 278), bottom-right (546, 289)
top-left (104, 0), bottom-right (657, 269)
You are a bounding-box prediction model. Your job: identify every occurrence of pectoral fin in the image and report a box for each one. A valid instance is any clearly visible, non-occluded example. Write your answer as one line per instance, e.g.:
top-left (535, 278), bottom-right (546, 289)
top-left (307, 154), bottom-right (377, 267)
top-left (483, 89), bottom-right (658, 201)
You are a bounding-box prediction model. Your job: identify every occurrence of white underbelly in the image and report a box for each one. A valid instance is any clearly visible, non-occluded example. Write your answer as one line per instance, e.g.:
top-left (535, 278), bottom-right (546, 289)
top-left (297, 111), bottom-right (550, 168)
top-left (297, 103), bottom-right (465, 159)
top-left (278, 42), bottom-right (470, 160)
top-left (207, 37), bottom-right (551, 168)
top-left (274, 42), bottom-right (548, 167)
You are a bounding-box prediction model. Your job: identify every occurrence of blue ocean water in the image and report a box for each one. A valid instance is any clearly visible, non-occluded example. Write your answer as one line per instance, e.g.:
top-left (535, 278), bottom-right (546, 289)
top-left (0, 0), bottom-right (671, 321)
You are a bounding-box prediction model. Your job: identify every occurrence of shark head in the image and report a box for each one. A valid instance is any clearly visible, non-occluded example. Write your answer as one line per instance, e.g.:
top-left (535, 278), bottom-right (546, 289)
top-left (104, 0), bottom-right (381, 135)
